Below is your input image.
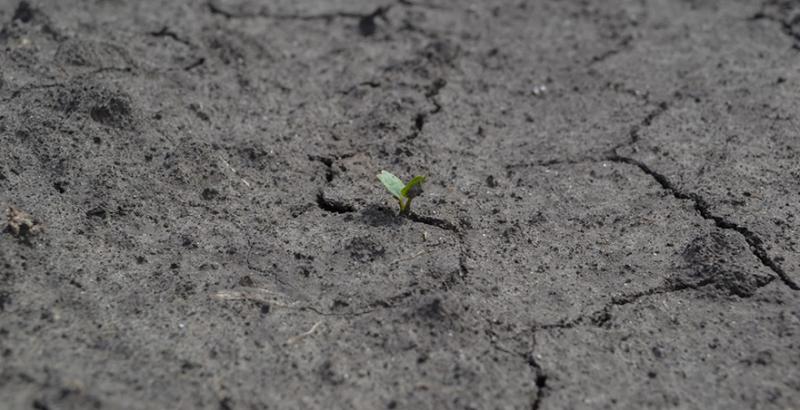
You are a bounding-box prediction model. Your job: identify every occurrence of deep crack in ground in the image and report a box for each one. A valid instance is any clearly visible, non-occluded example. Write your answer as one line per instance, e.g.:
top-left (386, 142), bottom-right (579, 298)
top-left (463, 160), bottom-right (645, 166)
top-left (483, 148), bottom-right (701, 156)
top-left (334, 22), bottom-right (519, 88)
top-left (607, 154), bottom-right (799, 291)
top-left (207, 0), bottom-right (392, 36)
top-left (405, 78), bottom-right (447, 141)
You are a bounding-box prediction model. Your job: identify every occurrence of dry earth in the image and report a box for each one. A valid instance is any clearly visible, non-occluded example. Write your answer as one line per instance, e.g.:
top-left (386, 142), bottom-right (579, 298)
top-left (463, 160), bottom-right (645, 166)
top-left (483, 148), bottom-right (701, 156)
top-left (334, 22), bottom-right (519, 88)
top-left (1, 0), bottom-right (799, 409)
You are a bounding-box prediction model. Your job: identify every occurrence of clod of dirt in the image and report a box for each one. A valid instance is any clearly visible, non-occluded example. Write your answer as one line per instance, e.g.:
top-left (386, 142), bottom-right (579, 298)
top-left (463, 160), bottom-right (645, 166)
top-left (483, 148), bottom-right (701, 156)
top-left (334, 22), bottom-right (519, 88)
top-left (54, 39), bottom-right (133, 68)
top-left (188, 103), bottom-right (211, 122)
top-left (358, 6), bottom-right (390, 36)
top-left (85, 206), bottom-right (107, 219)
top-left (201, 188), bottom-right (220, 201)
top-left (670, 232), bottom-right (773, 297)
top-left (0, 291), bottom-right (9, 312)
top-left (219, 397), bottom-right (234, 410)
top-left (406, 296), bottom-right (461, 327)
top-left (416, 297), bottom-right (446, 320)
top-left (12, 1), bottom-right (35, 23)
top-left (418, 40), bottom-right (460, 66)
top-left (5, 206), bottom-right (42, 239)
top-left (90, 95), bottom-right (134, 128)
top-left (46, 85), bottom-right (137, 129)
top-left (316, 191), bottom-right (355, 214)
top-left (358, 15), bottom-right (377, 36)
top-left (318, 360), bottom-right (346, 386)
top-left (347, 236), bottom-right (385, 263)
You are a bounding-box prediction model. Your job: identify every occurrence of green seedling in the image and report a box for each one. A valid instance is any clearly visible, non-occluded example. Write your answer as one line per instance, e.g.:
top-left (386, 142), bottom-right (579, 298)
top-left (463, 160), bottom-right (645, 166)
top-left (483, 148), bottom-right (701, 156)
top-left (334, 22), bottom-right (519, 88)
top-left (377, 170), bottom-right (426, 215)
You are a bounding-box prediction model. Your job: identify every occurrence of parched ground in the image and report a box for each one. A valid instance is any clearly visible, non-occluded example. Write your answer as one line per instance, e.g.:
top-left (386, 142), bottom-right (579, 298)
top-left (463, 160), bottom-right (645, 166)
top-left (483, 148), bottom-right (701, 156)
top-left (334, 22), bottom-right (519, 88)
top-left (1, 0), bottom-right (799, 409)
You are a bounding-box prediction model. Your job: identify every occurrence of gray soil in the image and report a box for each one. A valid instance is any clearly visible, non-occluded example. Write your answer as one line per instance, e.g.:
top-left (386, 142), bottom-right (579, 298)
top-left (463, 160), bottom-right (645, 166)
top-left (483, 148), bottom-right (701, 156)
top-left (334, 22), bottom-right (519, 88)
top-left (1, 0), bottom-right (799, 409)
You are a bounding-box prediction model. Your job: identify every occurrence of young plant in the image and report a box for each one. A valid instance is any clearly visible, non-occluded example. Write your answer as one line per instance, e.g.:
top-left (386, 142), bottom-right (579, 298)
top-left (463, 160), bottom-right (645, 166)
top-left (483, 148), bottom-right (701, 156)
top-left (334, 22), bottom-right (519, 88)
top-left (377, 170), bottom-right (426, 215)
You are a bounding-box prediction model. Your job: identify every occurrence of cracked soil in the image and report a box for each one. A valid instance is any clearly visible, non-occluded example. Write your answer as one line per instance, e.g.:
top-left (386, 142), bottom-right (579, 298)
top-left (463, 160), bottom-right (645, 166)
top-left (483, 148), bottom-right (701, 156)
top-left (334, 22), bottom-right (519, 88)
top-left (1, 0), bottom-right (799, 409)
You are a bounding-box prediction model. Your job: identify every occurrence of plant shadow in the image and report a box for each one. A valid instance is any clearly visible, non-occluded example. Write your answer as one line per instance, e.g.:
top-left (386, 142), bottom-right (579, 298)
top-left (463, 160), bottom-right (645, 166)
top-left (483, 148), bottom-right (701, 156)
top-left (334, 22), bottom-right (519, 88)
top-left (359, 204), bottom-right (404, 227)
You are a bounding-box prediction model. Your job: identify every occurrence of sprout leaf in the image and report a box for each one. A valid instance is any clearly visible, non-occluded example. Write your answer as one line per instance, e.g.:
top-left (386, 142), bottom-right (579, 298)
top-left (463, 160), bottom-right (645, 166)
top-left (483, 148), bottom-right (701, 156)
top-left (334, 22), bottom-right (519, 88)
top-left (377, 171), bottom-right (405, 199)
top-left (377, 170), bottom-right (427, 214)
top-left (402, 176), bottom-right (426, 198)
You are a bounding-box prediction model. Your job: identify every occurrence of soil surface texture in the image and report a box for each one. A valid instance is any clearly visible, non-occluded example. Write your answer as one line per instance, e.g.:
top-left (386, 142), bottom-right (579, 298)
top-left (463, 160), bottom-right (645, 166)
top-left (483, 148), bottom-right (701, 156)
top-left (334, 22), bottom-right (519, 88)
top-left (1, 0), bottom-right (799, 409)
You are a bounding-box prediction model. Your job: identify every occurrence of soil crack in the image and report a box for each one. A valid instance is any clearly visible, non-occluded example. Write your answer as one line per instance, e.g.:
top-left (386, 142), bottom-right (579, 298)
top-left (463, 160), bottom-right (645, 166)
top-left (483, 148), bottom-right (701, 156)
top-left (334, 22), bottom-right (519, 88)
top-left (505, 156), bottom-right (600, 170)
top-left (315, 191), bottom-right (355, 214)
top-left (506, 100), bottom-right (670, 171)
top-left (539, 268), bottom-right (780, 333)
top-left (588, 35), bottom-right (633, 66)
top-left (184, 58), bottom-right (206, 71)
top-left (396, 0), bottom-right (449, 11)
top-left (308, 154), bottom-right (336, 182)
top-left (485, 326), bottom-right (549, 410)
top-left (340, 80), bottom-right (381, 95)
top-left (527, 354), bottom-right (549, 410)
top-left (406, 78), bottom-right (447, 140)
top-left (750, 9), bottom-right (800, 49)
top-left (608, 99), bottom-right (670, 155)
top-left (607, 154), bottom-right (799, 291)
top-left (536, 281), bottom-right (710, 331)
top-left (406, 211), bottom-right (456, 232)
top-left (207, 1), bottom-right (391, 35)
top-left (148, 26), bottom-right (193, 47)
top-left (504, 96), bottom-right (797, 291)
top-left (604, 93), bottom-right (797, 291)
